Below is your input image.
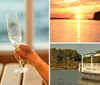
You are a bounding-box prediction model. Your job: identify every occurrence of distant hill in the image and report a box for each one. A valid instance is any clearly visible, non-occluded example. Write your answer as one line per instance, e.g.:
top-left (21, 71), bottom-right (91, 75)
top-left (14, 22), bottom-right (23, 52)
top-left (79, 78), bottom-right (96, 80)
top-left (50, 17), bottom-right (70, 19)
top-left (93, 11), bottom-right (100, 20)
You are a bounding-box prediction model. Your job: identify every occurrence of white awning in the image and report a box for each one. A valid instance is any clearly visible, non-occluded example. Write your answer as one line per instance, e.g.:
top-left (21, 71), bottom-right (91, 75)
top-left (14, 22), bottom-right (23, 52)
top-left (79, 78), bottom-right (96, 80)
top-left (85, 53), bottom-right (100, 57)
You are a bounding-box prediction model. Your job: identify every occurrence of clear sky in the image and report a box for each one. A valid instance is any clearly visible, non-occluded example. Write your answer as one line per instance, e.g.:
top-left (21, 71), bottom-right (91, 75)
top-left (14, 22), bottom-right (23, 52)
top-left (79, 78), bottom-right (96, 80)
top-left (51, 43), bottom-right (100, 55)
top-left (51, 0), bottom-right (100, 19)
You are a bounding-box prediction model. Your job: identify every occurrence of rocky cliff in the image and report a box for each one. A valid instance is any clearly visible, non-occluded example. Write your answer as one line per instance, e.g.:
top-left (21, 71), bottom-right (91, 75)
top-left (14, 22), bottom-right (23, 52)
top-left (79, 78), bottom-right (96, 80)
top-left (93, 11), bottom-right (100, 20)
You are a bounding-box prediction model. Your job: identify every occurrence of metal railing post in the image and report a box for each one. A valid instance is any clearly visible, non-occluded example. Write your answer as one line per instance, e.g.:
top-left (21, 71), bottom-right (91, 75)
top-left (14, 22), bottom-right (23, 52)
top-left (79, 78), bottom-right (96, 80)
top-left (25, 0), bottom-right (33, 47)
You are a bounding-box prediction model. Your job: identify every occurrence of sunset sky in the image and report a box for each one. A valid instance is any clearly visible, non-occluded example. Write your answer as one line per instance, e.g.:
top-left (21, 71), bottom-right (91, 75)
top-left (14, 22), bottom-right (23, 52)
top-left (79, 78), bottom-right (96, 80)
top-left (51, 0), bottom-right (100, 19)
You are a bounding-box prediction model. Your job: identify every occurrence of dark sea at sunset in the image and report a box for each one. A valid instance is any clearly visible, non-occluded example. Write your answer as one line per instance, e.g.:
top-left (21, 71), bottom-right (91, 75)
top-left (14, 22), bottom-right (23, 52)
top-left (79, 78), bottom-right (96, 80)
top-left (51, 19), bottom-right (100, 42)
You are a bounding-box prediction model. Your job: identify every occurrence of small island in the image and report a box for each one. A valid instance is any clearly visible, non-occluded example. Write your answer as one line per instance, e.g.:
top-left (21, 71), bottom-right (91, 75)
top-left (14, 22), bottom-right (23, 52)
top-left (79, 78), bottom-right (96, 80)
top-left (93, 11), bottom-right (100, 20)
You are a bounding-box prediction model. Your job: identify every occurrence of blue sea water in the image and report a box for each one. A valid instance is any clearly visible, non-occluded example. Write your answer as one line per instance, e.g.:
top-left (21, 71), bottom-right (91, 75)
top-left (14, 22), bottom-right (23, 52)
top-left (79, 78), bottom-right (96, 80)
top-left (0, 0), bottom-right (49, 49)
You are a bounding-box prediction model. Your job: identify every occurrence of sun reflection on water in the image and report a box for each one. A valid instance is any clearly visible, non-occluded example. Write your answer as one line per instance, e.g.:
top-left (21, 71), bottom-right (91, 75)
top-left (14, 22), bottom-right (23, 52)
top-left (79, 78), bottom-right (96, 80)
top-left (76, 15), bottom-right (81, 42)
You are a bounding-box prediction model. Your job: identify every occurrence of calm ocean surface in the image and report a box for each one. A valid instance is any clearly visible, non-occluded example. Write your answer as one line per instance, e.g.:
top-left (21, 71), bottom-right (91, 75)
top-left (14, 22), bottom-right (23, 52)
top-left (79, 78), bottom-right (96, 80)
top-left (51, 69), bottom-right (100, 85)
top-left (50, 19), bottom-right (100, 42)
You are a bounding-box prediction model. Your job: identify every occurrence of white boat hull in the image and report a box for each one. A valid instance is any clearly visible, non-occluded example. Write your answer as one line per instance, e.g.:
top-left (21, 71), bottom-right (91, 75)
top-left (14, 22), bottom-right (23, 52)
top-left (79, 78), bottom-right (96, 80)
top-left (79, 63), bottom-right (100, 81)
top-left (81, 72), bottom-right (100, 81)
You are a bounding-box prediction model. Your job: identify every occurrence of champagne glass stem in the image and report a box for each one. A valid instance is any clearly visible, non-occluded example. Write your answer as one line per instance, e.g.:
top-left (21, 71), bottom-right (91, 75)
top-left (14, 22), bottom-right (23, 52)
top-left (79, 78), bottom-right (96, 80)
top-left (15, 51), bottom-right (24, 68)
top-left (15, 46), bottom-right (25, 68)
top-left (19, 60), bottom-right (23, 68)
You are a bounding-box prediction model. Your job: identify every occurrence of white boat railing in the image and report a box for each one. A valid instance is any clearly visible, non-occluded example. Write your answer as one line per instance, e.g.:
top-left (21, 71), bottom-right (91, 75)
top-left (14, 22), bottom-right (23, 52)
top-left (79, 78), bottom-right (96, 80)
top-left (79, 63), bottom-right (100, 74)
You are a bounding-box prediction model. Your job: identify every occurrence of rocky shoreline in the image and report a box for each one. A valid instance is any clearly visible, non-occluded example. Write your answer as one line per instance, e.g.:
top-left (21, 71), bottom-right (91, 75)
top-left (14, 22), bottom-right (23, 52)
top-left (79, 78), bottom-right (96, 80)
top-left (93, 11), bottom-right (100, 20)
top-left (51, 60), bottom-right (79, 70)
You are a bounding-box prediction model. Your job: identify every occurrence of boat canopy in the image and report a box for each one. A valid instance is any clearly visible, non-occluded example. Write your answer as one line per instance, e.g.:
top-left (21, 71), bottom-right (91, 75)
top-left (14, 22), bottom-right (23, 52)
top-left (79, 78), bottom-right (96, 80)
top-left (85, 53), bottom-right (100, 57)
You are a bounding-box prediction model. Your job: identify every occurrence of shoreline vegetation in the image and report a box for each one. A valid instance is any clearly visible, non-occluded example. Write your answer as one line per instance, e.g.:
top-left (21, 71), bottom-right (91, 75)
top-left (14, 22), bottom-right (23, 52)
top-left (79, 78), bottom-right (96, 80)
top-left (50, 48), bottom-right (100, 70)
top-left (50, 48), bottom-right (81, 70)
top-left (51, 60), bottom-right (79, 70)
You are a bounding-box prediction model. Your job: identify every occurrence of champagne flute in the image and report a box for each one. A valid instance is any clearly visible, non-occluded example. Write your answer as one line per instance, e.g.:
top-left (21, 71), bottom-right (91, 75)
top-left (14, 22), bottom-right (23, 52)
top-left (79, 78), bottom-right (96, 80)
top-left (6, 12), bottom-right (28, 73)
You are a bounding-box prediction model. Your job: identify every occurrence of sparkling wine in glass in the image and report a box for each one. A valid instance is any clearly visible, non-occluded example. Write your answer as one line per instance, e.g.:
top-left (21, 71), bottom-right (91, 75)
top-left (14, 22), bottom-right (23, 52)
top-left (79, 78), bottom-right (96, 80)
top-left (6, 12), bottom-right (28, 73)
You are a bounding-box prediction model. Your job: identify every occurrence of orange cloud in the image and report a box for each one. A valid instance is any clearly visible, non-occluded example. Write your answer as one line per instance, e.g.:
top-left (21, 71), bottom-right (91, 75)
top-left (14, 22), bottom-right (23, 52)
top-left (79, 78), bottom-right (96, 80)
top-left (50, 0), bottom-right (100, 19)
